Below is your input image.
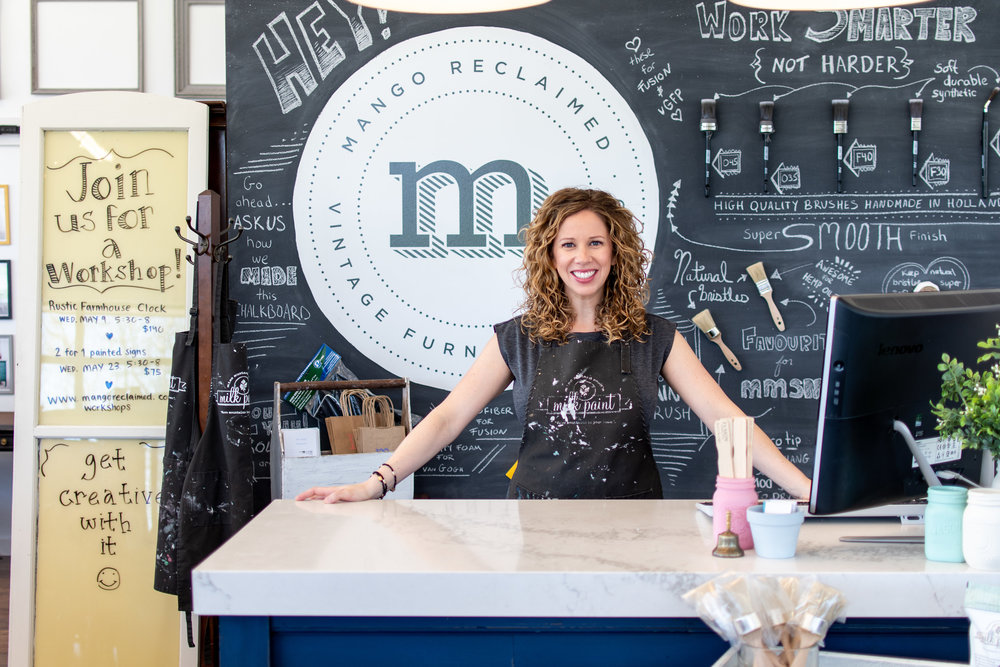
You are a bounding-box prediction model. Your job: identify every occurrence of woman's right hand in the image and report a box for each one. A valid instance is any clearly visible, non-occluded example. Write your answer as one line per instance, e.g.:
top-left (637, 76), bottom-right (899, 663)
top-left (295, 476), bottom-right (383, 503)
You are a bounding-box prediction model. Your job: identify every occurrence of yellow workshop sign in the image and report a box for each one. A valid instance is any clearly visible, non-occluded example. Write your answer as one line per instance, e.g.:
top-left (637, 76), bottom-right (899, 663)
top-left (38, 130), bottom-right (190, 426)
top-left (34, 438), bottom-right (178, 666)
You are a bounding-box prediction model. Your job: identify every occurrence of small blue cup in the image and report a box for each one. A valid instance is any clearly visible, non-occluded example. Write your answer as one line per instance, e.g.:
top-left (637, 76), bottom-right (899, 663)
top-left (746, 504), bottom-right (805, 559)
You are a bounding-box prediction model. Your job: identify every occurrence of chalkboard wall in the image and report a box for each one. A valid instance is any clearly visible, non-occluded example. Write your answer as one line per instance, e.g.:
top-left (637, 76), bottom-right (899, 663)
top-left (226, 0), bottom-right (1000, 509)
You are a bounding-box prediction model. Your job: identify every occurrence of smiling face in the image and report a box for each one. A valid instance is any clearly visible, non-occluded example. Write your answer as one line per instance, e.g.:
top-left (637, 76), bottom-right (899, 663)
top-left (550, 209), bottom-right (615, 315)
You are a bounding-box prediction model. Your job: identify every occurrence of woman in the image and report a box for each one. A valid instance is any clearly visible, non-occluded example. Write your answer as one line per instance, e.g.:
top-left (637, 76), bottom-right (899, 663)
top-left (297, 188), bottom-right (811, 502)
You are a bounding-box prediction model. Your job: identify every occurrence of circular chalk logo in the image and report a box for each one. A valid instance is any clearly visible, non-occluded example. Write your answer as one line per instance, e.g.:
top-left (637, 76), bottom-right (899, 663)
top-left (294, 26), bottom-right (658, 390)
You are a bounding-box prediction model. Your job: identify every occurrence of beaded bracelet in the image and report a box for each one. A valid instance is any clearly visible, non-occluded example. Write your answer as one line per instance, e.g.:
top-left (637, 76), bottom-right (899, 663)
top-left (371, 470), bottom-right (388, 499)
top-left (379, 462), bottom-right (397, 492)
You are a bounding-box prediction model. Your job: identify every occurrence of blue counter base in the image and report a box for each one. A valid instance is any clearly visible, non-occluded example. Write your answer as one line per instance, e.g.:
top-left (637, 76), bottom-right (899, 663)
top-left (219, 616), bottom-right (970, 666)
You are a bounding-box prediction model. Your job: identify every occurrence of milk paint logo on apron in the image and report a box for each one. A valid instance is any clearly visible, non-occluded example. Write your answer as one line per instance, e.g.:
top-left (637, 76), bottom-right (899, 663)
top-left (294, 26), bottom-right (658, 390)
top-left (541, 374), bottom-right (632, 419)
top-left (216, 371), bottom-right (249, 410)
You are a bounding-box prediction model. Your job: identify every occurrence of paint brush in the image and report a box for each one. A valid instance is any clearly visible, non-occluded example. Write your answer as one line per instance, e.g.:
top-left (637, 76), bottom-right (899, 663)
top-left (732, 417), bottom-right (749, 479)
top-left (909, 98), bottom-right (922, 186)
top-left (832, 99), bottom-right (849, 193)
top-left (715, 417), bottom-right (735, 478)
top-left (692, 309), bottom-right (742, 371)
top-left (745, 261), bottom-right (785, 331)
top-left (982, 87), bottom-right (998, 199)
top-left (759, 101), bottom-right (774, 193)
top-left (701, 99), bottom-right (717, 197)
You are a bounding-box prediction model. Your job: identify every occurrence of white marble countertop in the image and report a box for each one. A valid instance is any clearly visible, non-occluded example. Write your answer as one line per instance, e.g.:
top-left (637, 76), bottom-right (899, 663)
top-left (192, 499), bottom-right (990, 619)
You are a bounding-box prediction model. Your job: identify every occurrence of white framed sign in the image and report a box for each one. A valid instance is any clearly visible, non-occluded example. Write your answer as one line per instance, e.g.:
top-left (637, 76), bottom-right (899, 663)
top-left (32, 0), bottom-right (143, 93)
top-left (11, 91), bottom-right (207, 667)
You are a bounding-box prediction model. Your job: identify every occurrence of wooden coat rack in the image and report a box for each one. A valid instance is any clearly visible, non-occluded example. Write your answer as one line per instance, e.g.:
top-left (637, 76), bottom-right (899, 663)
top-left (175, 189), bottom-right (240, 431)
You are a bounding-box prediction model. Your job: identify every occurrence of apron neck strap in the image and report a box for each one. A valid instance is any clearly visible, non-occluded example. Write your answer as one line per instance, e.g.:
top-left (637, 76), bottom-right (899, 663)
top-left (620, 340), bottom-right (631, 375)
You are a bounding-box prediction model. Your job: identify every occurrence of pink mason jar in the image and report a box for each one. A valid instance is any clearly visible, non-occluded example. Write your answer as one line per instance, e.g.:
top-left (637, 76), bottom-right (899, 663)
top-left (712, 475), bottom-right (758, 550)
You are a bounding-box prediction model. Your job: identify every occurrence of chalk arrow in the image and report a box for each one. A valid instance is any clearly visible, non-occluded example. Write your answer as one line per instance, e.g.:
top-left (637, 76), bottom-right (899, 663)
top-left (712, 149), bottom-right (742, 178)
top-left (666, 180), bottom-right (681, 226)
top-left (970, 64), bottom-right (1000, 83)
top-left (770, 163), bottom-right (801, 195)
top-left (774, 263), bottom-right (812, 280)
top-left (773, 81), bottom-right (854, 102)
top-left (779, 298), bottom-right (817, 326)
top-left (919, 153), bottom-right (950, 188)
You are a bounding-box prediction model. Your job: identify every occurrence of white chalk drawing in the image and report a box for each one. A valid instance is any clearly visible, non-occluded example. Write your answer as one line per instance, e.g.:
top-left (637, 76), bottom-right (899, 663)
top-left (882, 257), bottom-right (971, 293)
top-left (770, 163), bottom-right (801, 194)
top-left (252, 5), bottom-right (391, 114)
top-left (648, 294), bottom-right (707, 487)
top-left (232, 130), bottom-right (308, 177)
top-left (920, 153), bottom-right (951, 188)
top-left (779, 298), bottom-right (817, 327)
top-left (712, 149), bottom-right (742, 178)
top-left (843, 139), bottom-right (877, 177)
top-left (801, 256), bottom-right (861, 309)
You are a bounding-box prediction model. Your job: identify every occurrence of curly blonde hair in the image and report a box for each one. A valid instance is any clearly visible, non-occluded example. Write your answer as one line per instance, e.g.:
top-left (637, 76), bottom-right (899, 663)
top-left (518, 188), bottom-right (651, 343)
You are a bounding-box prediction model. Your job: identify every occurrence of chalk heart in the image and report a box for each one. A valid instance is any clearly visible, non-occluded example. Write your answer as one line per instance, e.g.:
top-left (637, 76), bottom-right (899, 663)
top-left (106, 332), bottom-right (113, 339)
top-left (882, 257), bottom-right (969, 292)
top-left (625, 37), bottom-right (641, 52)
top-left (105, 381), bottom-right (113, 389)
top-left (671, 108), bottom-right (683, 122)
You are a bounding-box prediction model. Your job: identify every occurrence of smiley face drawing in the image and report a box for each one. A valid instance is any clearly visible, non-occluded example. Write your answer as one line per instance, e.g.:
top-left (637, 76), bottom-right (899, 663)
top-left (96, 567), bottom-right (121, 591)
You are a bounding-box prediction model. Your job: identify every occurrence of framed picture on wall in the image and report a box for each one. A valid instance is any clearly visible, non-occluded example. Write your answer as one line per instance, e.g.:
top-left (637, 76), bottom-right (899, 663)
top-left (0, 260), bottom-right (9, 320)
top-left (175, 0), bottom-right (225, 99)
top-left (0, 185), bottom-right (9, 245)
top-left (0, 335), bottom-right (12, 394)
top-left (32, 0), bottom-right (144, 93)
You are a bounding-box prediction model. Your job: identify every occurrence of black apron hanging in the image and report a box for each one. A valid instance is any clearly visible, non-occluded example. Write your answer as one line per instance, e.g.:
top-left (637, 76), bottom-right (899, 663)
top-left (154, 267), bottom-right (201, 597)
top-left (154, 253), bottom-right (253, 623)
top-left (508, 337), bottom-right (662, 499)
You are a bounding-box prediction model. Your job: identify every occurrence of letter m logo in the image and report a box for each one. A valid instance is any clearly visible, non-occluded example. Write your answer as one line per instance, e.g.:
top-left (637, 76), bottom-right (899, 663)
top-left (389, 160), bottom-right (547, 258)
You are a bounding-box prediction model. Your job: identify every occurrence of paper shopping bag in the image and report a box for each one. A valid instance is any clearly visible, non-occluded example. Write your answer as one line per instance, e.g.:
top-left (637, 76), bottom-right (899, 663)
top-left (325, 389), bottom-right (366, 454)
top-left (354, 395), bottom-right (405, 454)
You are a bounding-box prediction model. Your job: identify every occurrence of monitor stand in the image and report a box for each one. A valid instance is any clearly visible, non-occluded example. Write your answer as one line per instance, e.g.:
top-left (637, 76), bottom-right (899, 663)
top-left (892, 419), bottom-right (943, 489)
top-left (838, 420), bottom-right (937, 544)
top-left (839, 534), bottom-right (924, 544)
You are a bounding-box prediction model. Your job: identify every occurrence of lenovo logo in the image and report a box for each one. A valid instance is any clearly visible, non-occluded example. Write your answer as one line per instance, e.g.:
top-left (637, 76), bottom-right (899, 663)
top-left (877, 342), bottom-right (924, 356)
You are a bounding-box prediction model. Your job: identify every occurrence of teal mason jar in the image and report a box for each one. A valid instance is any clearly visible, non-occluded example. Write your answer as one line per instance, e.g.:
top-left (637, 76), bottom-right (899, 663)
top-left (924, 485), bottom-right (968, 563)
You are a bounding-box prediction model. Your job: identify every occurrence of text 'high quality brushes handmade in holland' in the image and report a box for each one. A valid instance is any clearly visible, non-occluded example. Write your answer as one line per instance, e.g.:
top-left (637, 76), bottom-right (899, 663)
top-left (701, 99), bottom-right (717, 197)
top-left (832, 99), bottom-right (849, 193)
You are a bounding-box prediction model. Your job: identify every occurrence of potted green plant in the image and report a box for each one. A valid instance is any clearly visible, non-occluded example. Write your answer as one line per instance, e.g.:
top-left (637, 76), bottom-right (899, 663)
top-left (931, 325), bottom-right (1000, 487)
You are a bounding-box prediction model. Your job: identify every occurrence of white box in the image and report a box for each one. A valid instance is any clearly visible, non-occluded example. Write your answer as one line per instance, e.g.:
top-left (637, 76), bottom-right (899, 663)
top-left (281, 428), bottom-right (321, 458)
top-left (279, 452), bottom-right (414, 499)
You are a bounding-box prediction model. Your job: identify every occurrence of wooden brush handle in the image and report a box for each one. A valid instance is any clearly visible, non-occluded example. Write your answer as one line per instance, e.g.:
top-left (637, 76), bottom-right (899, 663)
top-left (711, 336), bottom-right (742, 371)
top-left (761, 291), bottom-right (785, 331)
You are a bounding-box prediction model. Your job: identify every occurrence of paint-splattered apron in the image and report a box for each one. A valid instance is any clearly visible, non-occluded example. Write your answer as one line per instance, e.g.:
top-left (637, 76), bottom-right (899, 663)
top-left (507, 337), bottom-right (662, 499)
top-left (154, 257), bottom-right (253, 645)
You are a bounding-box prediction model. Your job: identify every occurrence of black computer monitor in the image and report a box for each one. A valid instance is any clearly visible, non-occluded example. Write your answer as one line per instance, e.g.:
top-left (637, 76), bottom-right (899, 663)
top-left (809, 289), bottom-right (1000, 516)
